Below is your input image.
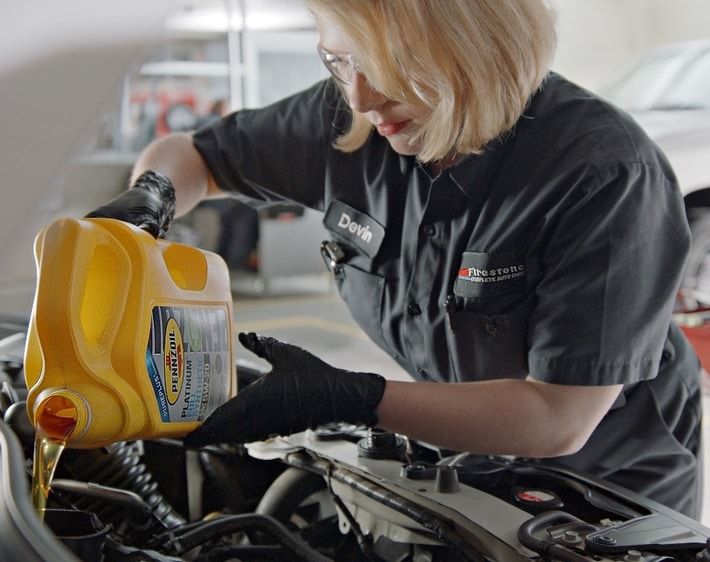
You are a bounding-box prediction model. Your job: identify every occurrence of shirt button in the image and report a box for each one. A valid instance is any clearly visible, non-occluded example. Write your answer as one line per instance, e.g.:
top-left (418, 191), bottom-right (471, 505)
top-left (407, 302), bottom-right (422, 316)
top-left (423, 224), bottom-right (436, 236)
top-left (485, 320), bottom-right (499, 336)
top-left (417, 368), bottom-right (429, 379)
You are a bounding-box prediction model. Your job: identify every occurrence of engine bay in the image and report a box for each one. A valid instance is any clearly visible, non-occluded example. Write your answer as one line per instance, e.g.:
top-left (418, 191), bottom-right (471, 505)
top-left (1, 325), bottom-right (709, 562)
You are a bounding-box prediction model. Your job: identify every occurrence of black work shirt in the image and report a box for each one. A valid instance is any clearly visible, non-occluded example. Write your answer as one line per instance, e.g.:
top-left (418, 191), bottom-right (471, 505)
top-left (193, 73), bottom-right (702, 517)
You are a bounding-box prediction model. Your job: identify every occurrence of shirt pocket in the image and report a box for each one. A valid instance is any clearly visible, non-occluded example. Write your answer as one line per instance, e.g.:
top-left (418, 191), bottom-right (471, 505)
top-left (444, 297), bottom-right (532, 382)
top-left (333, 263), bottom-right (391, 354)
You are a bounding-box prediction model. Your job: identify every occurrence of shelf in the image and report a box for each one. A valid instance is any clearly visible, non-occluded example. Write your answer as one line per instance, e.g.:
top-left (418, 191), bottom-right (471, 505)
top-left (72, 150), bottom-right (138, 166)
top-left (139, 60), bottom-right (231, 78)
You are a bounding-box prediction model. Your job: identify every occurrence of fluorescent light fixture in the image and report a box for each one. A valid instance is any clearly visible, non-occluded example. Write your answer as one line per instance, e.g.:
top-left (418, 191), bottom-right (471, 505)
top-left (165, 2), bottom-right (312, 33)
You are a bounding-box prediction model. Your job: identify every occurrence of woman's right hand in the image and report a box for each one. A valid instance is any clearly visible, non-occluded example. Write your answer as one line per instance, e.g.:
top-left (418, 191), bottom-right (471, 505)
top-left (85, 170), bottom-right (176, 238)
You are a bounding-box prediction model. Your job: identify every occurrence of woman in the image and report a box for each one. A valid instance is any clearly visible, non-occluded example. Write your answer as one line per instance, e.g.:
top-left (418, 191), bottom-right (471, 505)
top-left (89, 0), bottom-right (702, 518)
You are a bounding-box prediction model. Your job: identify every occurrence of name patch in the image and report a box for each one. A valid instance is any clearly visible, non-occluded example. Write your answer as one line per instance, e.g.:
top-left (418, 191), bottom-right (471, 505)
top-left (323, 200), bottom-right (385, 258)
top-left (454, 250), bottom-right (528, 298)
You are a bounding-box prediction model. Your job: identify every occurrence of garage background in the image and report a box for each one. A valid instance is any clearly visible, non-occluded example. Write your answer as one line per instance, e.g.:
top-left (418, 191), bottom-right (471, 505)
top-left (1, 0), bottom-right (708, 527)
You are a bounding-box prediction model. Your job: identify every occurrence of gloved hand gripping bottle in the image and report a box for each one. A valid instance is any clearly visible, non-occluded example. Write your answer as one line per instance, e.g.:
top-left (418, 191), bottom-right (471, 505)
top-left (24, 217), bottom-right (236, 448)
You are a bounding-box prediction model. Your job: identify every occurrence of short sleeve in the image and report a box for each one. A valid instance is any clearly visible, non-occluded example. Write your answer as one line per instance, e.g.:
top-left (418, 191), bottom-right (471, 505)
top-left (528, 162), bottom-right (690, 386)
top-left (192, 79), bottom-right (347, 210)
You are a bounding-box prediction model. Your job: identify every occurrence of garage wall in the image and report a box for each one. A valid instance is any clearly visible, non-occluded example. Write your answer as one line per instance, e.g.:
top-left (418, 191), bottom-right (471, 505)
top-left (552, 0), bottom-right (710, 91)
top-left (647, 0), bottom-right (710, 45)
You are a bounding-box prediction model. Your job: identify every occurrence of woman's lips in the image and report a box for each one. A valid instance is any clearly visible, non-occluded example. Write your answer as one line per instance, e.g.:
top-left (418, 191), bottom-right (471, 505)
top-left (376, 120), bottom-right (410, 136)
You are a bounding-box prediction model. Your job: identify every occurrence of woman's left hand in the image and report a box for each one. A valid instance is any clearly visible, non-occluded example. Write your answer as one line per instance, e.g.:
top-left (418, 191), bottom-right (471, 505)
top-left (183, 333), bottom-right (387, 447)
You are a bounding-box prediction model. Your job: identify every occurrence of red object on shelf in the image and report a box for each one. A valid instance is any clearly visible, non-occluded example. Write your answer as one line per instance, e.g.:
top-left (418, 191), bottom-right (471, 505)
top-left (680, 324), bottom-right (710, 372)
top-left (676, 301), bottom-right (710, 372)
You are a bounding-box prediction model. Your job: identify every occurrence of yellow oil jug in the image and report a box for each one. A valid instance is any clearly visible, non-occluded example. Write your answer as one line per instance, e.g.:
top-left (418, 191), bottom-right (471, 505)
top-left (24, 217), bottom-right (236, 448)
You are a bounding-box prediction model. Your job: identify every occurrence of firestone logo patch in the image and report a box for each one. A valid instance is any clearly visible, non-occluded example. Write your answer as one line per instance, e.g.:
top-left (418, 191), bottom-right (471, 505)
top-left (457, 263), bottom-right (526, 284)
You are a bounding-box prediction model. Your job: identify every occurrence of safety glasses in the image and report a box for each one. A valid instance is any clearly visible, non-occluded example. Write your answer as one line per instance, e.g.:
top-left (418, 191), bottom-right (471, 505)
top-left (317, 43), bottom-right (362, 85)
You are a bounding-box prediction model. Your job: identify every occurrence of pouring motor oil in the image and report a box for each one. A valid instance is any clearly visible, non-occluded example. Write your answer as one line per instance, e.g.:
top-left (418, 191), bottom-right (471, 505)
top-left (24, 217), bottom-right (236, 449)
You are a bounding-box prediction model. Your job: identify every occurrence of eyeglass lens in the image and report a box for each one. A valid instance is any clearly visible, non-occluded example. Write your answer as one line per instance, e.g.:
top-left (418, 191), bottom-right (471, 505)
top-left (318, 44), bottom-right (358, 84)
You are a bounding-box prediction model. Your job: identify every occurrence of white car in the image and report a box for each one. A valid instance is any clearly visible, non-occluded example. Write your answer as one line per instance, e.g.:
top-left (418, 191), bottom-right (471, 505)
top-left (599, 40), bottom-right (710, 301)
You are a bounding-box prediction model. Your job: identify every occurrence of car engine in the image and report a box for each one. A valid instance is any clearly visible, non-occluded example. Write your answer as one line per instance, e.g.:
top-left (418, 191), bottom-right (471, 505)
top-left (1, 326), bottom-right (709, 562)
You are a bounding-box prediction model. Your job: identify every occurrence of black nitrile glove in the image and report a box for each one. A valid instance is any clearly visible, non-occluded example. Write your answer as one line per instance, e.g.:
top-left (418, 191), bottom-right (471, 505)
top-left (85, 170), bottom-right (176, 237)
top-left (183, 333), bottom-right (387, 447)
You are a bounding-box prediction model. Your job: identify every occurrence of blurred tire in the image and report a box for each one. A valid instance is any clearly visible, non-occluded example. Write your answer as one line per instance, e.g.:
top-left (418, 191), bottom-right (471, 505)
top-left (684, 208), bottom-right (710, 303)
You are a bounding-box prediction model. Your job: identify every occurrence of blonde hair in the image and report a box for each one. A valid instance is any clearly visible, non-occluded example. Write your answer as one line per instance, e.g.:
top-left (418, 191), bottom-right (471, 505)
top-left (305, 0), bottom-right (557, 162)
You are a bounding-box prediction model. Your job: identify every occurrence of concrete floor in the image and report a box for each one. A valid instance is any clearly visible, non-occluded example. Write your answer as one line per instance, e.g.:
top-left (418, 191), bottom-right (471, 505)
top-left (232, 285), bottom-right (411, 381)
top-left (232, 281), bottom-right (710, 527)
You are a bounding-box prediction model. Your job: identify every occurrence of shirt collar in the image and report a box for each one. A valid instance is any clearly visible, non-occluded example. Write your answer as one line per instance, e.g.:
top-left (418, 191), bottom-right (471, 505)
top-left (446, 139), bottom-right (508, 200)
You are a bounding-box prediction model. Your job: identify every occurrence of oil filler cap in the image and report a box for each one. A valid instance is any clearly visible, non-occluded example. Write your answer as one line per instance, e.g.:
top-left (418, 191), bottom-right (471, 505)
top-left (512, 487), bottom-right (564, 510)
top-left (357, 429), bottom-right (405, 460)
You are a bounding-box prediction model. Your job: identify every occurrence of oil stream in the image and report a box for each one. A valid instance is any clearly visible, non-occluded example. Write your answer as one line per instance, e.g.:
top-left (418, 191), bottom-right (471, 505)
top-left (31, 395), bottom-right (78, 520)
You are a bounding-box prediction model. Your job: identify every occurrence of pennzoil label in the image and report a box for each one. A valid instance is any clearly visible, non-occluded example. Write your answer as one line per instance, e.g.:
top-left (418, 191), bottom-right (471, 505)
top-left (146, 306), bottom-right (231, 423)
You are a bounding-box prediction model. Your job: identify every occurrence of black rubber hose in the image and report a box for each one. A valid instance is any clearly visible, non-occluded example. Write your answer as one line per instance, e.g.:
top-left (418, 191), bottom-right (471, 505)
top-left (58, 441), bottom-right (185, 537)
top-left (169, 513), bottom-right (332, 561)
top-left (255, 467), bottom-right (327, 521)
top-left (194, 544), bottom-right (295, 561)
top-left (517, 510), bottom-right (595, 562)
top-left (197, 451), bottom-right (250, 512)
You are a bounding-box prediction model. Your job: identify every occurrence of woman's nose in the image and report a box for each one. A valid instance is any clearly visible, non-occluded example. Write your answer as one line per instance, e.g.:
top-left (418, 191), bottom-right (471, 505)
top-left (346, 72), bottom-right (387, 113)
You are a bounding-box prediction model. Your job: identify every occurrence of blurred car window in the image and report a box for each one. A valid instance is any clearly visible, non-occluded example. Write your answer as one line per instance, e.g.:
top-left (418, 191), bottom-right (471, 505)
top-left (661, 51), bottom-right (710, 110)
top-left (603, 42), bottom-right (710, 110)
top-left (604, 49), bottom-right (687, 109)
